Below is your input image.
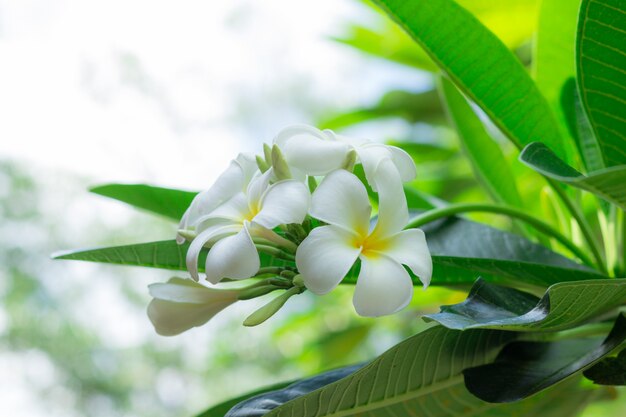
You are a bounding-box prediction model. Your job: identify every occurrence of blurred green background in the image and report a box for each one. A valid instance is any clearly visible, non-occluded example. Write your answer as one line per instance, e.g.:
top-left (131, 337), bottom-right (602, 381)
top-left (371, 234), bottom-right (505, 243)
top-left (0, 0), bottom-right (624, 416)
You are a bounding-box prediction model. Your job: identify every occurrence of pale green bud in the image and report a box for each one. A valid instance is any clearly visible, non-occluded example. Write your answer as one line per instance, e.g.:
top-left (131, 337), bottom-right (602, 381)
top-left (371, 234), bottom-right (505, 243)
top-left (263, 143), bottom-right (273, 166)
top-left (256, 155), bottom-right (270, 173)
top-left (271, 145), bottom-right (292, 180)
top-left (243, 286), bottom-right (304, 327)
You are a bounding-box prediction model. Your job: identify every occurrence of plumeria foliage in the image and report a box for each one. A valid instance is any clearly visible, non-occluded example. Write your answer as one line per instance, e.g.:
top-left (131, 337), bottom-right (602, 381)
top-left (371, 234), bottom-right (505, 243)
top-left (54, 0), bottom-right (626, 415)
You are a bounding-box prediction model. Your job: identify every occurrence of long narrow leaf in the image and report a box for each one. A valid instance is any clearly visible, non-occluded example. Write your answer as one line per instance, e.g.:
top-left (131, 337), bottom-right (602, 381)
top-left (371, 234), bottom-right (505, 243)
top-left (439, 76), bottom-right (523, 207)
top-left (90, 184), bottom-right (197, 220)
top-left (371, 0), bottom-right (570, 160)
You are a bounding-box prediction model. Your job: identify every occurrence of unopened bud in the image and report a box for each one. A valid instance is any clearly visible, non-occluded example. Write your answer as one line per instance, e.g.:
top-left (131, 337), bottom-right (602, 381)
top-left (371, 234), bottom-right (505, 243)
top-left (237, 285), bottom-right (277, 300)
top-left (243, 286), bottom-right (304, 327)
top-left (256, 155), bottom-right (270, 173)
top-left (263, 143), bottom-right (273, 166)
top-left (271, 145), bottom-right (292, 180)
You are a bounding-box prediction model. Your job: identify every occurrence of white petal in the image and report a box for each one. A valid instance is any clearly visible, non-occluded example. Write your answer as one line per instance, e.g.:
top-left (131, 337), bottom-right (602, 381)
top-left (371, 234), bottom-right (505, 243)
top-left (296, 225), bottom-right (361, 295)
top-left (234, 152), bottom-right (259, 186)
top-left (273, 124), bottom-right (328, 148)
top-left (355, 144), bottom-right (392, 192)
top-left (204, 225), bottom-right (260, 284)
top-left (388, 145), bottom-right (417, 182)
top-left (246, 169), bottom-right (272, 211)
top-left (180, 154), bottom-right (257, 230)
top-left (185, 223), bottom-right (240, 281)
top-left (353, 254), bottom-right (414, 317)
top-left (371, 158), bottom-right (409, 237)
top-left (382, 229), bottom-right (432, 288)
top-left (147, 278), bottom-right (238, 336)
top-left (310, 169), bottom-right (371, 235)
top-left (203, 192), bottom-right (250, 224)
top-left (148, 277), bottom-right (238, 303)
top-left (253, 180), bottom-right (310, 229)
top-left (282, 135), bottom-right (350, 176)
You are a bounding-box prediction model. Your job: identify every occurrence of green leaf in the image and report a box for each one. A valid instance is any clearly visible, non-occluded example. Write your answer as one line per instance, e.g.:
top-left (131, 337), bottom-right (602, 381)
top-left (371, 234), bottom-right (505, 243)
top-left (561, 78), bottom-right (605, 173)
top-left (584, 347), bottom-right (626, 386)
top-left (52, 240), bottom-right (293, 272)
top-left (464, 314), bottom-right (626, 402)
top-left (577, 0), bottom-right (626, 167)
top-left (371, 0), bottom-right (569, 160)
top-left (90, 184), bottom-right (197, 220)
top-left (426, 278), bottom-right (626, 332)
top-left (225, 365), bottom-right (363, 417)
top-left (242, 325), bottom-right (594, 417)
top-left (520, 141), bottom-right (626, 210)
top-left (54, 210), bottom-right (604, 289)
top-left (262, 326), bottom-right (516, 417)
top-left (534, 0), bottom-right (580, 144)
top-left (439, 76), bottom-right (523, 207)
top-left (195, 379), bottom-right (297, 417)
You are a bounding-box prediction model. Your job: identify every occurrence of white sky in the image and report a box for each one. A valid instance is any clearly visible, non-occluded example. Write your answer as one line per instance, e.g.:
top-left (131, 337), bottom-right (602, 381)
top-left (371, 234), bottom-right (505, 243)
top-left (0, 0), bottom-right (422, 190)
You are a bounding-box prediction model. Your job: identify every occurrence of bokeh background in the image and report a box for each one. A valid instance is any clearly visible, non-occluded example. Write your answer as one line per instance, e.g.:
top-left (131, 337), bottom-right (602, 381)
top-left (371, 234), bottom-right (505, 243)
top-left (0, 0), bottom-right (624, 416)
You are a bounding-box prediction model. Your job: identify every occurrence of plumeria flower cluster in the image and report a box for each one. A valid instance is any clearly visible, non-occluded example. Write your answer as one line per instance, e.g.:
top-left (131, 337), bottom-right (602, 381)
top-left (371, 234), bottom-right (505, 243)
top-left (148, 125), bottom-right (432, 336)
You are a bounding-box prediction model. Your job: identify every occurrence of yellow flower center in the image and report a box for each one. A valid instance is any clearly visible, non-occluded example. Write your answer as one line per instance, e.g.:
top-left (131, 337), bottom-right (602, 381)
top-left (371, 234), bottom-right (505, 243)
top-left (353, 233), bottom-right (390, 258)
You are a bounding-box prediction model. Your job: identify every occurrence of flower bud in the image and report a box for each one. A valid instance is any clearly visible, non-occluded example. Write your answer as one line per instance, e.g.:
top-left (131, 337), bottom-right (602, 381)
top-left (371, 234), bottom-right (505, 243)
top-left (271, 144), bottom-right (292, 180)
top-left (256, 155), bottom-right (270, 173)
top-left (243, 286), bottom-right (304, 327)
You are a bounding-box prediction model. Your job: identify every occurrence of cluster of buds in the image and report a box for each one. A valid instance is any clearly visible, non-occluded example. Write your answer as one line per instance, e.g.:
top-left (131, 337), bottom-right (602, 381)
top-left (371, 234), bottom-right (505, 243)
top-left (148, 125), bottom-right (432, 336)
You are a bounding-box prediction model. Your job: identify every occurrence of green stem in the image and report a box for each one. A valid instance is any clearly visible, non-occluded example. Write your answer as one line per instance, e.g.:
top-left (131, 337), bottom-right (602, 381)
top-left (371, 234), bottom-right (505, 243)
top-left (406, 203), bottom-right (598, 269)
top-left (255, 244), bottom-right (295, 261)
top-left (547, 179), bottom-right (606, 273)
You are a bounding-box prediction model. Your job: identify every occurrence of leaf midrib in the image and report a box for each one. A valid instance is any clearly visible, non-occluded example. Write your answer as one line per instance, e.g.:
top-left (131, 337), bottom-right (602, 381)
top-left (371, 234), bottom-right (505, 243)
top-left (276, 375), bottom-right (464, 417)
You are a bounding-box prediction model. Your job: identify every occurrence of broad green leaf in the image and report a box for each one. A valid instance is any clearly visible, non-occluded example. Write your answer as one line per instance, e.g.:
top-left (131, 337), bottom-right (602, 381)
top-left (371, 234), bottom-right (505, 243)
top-left (520, 142), bottom-right (626, 210)
top-left (439, 76), bottom-right (523, 207)
top-left (371, 0), bottom-right (569, 160)
top-left (577, 0), bottom-right (626, 167)
top-left (53, 240), bottom-right (293, 272)
top-left (225, 365), bottom-right (363, 417)
top-left (90, 184), bottom-right (197, 220)
top-left (464, 314), bottom-right (626, 402)
top-left (534, 0), bottom-right (580, 148)
top-left (54, 210), bottom-right (605, 289)
top-left (426, 278), bottom-right (626, 332)
top-left (561, 78), bottom-right (605, 173)
top-left (195, 379), bottom-right (297, 417)
top-left (263, 326), bottom-right (516, 417)
top-left (335, 0), bottom-right (538, 71)
top-left (252, 326), bottom-right (595, 417)
top-left (584, 348), bottom-right (626, 386)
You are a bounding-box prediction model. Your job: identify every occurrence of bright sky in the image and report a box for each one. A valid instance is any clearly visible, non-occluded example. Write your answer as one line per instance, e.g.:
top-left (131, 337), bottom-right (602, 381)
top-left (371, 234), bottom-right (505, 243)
top-left (0, 0), bottom-right (421, 190)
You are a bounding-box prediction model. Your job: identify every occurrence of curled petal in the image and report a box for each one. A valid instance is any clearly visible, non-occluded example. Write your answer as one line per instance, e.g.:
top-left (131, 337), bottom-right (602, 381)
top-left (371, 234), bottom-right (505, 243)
top-left (310, 170), bottom-right (371, 236)
top-left (371, 158), bottom-right (409, 238)
top-left (254, 180), bottom-right (311, 229)
top-left (204, 224), bottom-right (260, 284)
top-left (382, 229), bottom-right (432, 288)
top-left (388, 145), bottom-right (417, 182)
top-left (273, 124), bottom-right (329, 148)
top-left (280, 132), bottom-right (350, 176)
top-left (200, 192), bottom-right (249, 225)
top-left (355, 144), bottom-right (392, 192)
top-left (246, 169), bottom-right (272, 211)
top-left (353, 254), bottom-right (414, 317)
top-left (296, 225), bottom-right (361, 295)
top-left (185, 223), bottom-right (240, 281)
top-left (179, 153), bottom-right (258, 232)
top-left (147, 278), bottom-right (238, 336)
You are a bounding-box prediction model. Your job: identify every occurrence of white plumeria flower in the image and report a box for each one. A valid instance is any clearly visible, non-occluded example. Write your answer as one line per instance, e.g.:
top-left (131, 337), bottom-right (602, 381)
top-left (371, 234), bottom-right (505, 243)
top-left (147, 277), bottom-right (239, 336)
top-left (186, 169), bottom-right (310, 284)
top-left (295, 159), bottom-right (432, 317)
top-left (273, 124), bottom-right (416, 190)
top-left (177, 153), bottom-right (258, 244)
